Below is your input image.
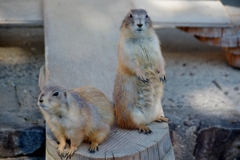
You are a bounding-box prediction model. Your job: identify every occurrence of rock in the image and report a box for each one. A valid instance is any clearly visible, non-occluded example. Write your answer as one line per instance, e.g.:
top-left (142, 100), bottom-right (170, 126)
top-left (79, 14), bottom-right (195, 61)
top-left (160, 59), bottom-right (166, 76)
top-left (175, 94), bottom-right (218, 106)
top-left (234, 87), bottom-right (239, 91)
top-left (0, 156), bottom-right (44, 160)
top-left (194, 127), bottom-right (240, 160)
top-left (0, 126), bottom-right (45, 158)
top-left (170, 130), bottom-right (184, 160)
top-left (169, 121), bottom-right (197, 160)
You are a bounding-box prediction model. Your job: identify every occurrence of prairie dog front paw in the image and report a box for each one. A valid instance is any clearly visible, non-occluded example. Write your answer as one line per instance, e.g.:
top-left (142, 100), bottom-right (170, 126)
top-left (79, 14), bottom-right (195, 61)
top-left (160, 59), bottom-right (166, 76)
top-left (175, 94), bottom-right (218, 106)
top-left (136, 69), bottom-right (149, 83)
top-left (157, 70), bottom-right (166, 83)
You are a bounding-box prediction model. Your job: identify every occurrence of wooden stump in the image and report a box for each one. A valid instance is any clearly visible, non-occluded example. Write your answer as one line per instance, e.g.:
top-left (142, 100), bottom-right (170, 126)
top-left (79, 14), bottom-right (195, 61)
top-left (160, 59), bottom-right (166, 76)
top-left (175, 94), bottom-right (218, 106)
top-left (177, 27), bottom-right (240, 69)
top-left (223, 47), bottom-right (240, 68)
top-left (46, 123), bottom-right (174, 160)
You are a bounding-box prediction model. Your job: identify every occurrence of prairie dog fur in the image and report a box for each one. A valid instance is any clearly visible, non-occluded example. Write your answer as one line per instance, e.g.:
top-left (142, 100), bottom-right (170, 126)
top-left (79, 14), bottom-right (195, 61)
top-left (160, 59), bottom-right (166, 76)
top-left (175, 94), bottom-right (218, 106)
top-left (38, 86), bottom-right (114, 158)
top-left (113, 9), bottom-right (168, 134)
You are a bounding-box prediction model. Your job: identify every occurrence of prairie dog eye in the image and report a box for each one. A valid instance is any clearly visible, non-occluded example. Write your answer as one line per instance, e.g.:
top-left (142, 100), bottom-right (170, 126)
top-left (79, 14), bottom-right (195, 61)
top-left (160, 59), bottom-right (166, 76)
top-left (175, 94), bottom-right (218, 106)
top-left (53, 91), bottom-right (59, 96)
top-left (146, 15), bottom-right (148, 18)
top-left (129, 13), bottom-right (133, 18)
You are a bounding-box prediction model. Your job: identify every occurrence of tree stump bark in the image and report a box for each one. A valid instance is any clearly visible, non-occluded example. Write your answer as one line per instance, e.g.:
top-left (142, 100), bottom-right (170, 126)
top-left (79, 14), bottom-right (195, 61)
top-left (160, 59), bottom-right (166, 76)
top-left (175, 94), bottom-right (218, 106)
top-left (46, 123), bottom-right (174, 160)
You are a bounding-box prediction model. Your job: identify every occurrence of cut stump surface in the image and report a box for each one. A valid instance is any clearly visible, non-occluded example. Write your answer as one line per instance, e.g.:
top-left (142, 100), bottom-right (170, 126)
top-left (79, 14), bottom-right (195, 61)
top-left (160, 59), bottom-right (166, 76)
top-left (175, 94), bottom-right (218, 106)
top-left (46, 123), bottom-right (174, 160)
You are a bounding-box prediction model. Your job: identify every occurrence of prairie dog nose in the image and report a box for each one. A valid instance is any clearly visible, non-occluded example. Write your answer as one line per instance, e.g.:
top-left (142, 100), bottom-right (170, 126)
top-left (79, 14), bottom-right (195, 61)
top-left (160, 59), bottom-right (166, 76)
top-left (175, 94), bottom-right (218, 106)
top-left (39, 99), bottom-right (43, 103)
top-left (137, 24), bottom-right (143, 28)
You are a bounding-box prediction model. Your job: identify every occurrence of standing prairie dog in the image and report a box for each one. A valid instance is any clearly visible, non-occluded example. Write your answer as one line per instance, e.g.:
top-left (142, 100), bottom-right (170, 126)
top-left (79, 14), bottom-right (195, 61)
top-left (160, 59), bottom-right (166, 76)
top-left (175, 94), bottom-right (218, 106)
top-left (113, 9), bottom-right (168, 134)
top-left (38, 85), bottom-right (114, 158)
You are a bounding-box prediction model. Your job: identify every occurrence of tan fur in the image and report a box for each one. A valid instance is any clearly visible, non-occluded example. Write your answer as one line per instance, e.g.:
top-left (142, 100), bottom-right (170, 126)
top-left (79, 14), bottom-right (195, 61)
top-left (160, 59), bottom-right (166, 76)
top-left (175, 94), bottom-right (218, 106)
top-left (113, 9), bottom-right (168, 134)
top-left (38, 85), bottom-right (114, 158)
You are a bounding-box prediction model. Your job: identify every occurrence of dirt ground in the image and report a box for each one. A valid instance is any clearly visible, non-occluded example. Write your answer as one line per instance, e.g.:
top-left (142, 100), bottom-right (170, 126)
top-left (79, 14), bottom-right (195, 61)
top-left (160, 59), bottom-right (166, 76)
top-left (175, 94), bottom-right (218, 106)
top-left (157, 27), bottom-right (240, 160)
top-left (0, 28), bottom-right (45, 127)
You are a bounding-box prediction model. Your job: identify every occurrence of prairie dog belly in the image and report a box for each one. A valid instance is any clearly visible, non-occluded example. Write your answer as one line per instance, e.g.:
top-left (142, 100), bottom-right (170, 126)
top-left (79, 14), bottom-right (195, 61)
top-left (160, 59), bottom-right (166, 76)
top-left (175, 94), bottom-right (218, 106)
top-left (122, 36), bottom-right (160, 69)
top-left (131, 69), bottom-right (163, 125)
top-left (132, 104), bottom-right (159, 125)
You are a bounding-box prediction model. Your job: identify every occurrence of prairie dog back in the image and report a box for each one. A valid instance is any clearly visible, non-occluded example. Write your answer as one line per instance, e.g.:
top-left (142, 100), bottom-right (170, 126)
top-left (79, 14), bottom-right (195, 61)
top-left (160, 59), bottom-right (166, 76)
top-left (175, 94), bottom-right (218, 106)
top-left (38, 85), bottom-right (114, 158)
top-left (73, 86), bottom-right (114, 125)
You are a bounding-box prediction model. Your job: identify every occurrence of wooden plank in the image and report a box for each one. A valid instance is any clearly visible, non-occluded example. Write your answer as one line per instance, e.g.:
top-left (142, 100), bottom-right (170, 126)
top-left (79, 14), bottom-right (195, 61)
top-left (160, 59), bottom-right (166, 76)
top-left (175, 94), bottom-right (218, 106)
top-left (222, 27), bottom-right (240, 37)
top-left (224, 5), bottom-right (240, 25)
top-left (221, 35), bottom-right (240, 47)
top-left (229, 16), bottom-right (240, 26)
top-left (133, 1), bottom-right (232, 27)
top-left (0, 0), bottom-right (43, 26)
top-left (43, 0), bottom-right (134, 99)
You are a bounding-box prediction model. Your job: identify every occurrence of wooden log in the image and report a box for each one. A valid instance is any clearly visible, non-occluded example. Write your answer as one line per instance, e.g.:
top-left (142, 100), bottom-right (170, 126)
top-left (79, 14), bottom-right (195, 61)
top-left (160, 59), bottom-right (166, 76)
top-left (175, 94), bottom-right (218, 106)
top-left (177, 26), bottom-right (240, 48)
top-left (225, 52), bottom-right (240, 68)
top-left (46, 123), bottom-right (174, 160)
top-left (134, 1), bottom-right (231, 27)
top-left (177, 26), bottom-right (240, 38)
top-left (223, 47), bottom-right (240, 55)
top-left (194, 35), bottom-right (239, 48)
top-left (222, 27), bottom-right (240, 37)
top-left (177, 27), bottom-right (223, 38)
top-left (177, 26), bottom-right (240, 68)
top-left (0, 0), bottom-right (43, 27)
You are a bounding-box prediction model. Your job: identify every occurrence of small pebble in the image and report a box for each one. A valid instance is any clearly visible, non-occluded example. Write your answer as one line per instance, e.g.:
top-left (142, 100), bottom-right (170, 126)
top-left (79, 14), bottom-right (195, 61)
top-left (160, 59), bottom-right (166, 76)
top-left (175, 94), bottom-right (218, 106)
top-left (234, 87), bottom-right (239, 91)
top-left (190, 72), bottom-right (194, 76)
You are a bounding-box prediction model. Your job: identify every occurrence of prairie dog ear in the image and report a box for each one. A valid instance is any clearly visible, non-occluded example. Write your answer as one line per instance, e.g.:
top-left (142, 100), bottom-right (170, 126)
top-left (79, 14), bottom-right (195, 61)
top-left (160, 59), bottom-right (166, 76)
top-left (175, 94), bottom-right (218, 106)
top-left (42, 85), bottom-right (47, 91)
top-left (129, 13), bottom-right (133, 18)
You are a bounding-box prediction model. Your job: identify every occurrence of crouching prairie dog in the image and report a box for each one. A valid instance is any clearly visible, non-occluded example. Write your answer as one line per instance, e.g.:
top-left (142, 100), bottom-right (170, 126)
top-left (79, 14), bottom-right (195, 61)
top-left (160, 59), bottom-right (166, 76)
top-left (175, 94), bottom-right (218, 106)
top-left (38, 85), bottom-right (114, 158)
top-left (113, 9), bottom-right (168, 134)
